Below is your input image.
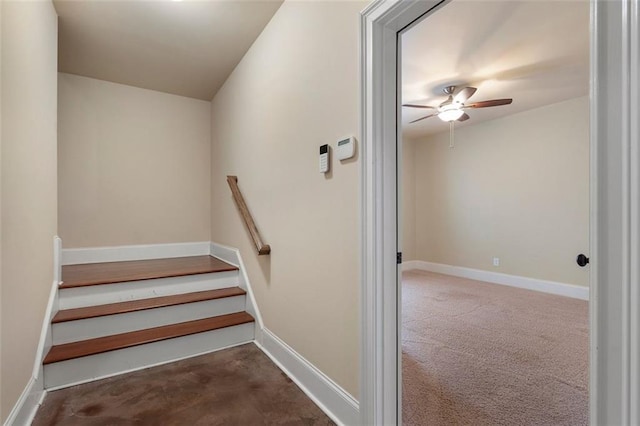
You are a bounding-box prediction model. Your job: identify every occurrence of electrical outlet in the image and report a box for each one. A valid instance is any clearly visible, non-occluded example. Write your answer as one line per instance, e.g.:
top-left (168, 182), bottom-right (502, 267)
top-left (493, 257), bottom-right (500, 267)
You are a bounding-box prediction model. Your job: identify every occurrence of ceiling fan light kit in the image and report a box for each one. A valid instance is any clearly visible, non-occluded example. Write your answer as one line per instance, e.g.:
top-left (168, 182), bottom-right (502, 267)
top-left (403, 85), bottom-right (513, 124)
top-left (438, 105), bottom-right (464, 122)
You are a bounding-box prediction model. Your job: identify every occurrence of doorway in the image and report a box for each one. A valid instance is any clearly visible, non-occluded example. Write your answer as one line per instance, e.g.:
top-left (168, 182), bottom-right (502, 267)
top-left (360, 0), bottom-right (639, 425)
top-left (399, 2), bottom-right (589, 424)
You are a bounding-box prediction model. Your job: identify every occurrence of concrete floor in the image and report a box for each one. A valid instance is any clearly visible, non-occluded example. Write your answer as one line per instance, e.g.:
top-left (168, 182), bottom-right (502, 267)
top-left (33, 344), bottom-right (334, 425)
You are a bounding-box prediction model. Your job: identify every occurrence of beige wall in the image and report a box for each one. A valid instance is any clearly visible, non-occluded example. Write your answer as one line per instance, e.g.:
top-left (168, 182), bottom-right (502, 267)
top-left (402, 138), bottom-right (416, 260)
top-left (407, 96), bottom-right (589, 287)
top-left (210, 0), bottom-right (364, 398)
top-left (58, 73), bottom-right (211, 248)
top-left (0, 1), bottom-right (58, 421)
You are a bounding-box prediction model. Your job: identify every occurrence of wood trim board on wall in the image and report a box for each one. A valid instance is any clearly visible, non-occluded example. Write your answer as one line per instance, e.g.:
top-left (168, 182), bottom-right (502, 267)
top-left (61, 241), bottom-right (212, 265)
top-left (360, 1), bottom-right (446, 424)
top-left (4, 237), bottom-right (62, 426)
top-left (403, 260), bottom-right (589, 300)
top-left (256, 329), bottom-right (359, 426)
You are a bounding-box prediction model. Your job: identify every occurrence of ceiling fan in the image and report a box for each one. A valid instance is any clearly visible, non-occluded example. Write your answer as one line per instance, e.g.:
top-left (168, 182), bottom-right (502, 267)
top-left (403, 85), bottom-right (513, 124)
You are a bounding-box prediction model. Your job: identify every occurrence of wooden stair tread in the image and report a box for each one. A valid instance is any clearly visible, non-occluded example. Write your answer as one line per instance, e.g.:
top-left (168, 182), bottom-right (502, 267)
top-left (43, 312), bottom-right (254, 364)
top-left (60, 255), bottom-right (238, 289)
top-left (52, 287), bottom-right (246, 323)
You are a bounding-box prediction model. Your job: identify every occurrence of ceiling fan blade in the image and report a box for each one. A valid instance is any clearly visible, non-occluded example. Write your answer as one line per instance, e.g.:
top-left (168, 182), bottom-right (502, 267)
top-left (402, 104), bottom-right (436, 109)
top-left (457, 112), bottom-right (470, 122)
top-left (454, 87), bottom-right (477, 104)
top-left (465, 98), bottom-right (513, 108)
top-left (439, 95), bottom-right (454, 108)
top-left (409, 113), bottom-right (438, 124)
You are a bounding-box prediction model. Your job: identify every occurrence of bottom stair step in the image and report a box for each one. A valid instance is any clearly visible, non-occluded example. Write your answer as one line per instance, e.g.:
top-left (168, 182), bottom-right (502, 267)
top-left (45, 312), bottom-right (254, 364)
top-left (43, 312), bottom-right (255, 389)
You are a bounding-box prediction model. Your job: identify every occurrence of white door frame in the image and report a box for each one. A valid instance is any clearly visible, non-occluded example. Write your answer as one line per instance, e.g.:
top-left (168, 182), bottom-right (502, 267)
top-left (359, 0), bottom-right (640, 425)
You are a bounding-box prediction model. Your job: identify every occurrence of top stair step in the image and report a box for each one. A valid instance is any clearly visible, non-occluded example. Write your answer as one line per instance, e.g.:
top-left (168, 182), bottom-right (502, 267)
top-left (60, 255), bottom-right (238, 289)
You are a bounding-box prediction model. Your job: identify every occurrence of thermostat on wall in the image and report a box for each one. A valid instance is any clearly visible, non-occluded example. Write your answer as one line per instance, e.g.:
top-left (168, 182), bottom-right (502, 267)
top-left (319, 144), bottom-right (329, 173)
top-left (336, 136), bottom-right (355, 160)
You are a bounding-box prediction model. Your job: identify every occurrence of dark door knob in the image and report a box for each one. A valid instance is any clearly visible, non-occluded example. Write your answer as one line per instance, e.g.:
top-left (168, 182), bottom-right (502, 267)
top-left (577, 254), bottom-right (590, 267)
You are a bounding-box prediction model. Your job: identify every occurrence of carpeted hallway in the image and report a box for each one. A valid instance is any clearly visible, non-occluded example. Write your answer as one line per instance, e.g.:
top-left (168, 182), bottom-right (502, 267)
top-left (402, 270), bottom-right (588, 426)
top-left (33, 344), bottom-right (334, 425)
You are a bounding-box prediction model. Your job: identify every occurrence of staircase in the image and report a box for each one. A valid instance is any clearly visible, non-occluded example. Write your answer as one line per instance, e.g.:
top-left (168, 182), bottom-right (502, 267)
top-left (43, 255), bottom-right (255, 389)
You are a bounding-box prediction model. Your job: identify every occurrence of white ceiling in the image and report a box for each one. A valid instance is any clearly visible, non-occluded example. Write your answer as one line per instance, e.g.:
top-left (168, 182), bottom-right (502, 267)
top-left (54, 0), bottom-right (283, 101)
top-left (401, 0), bottom-right (590, 138)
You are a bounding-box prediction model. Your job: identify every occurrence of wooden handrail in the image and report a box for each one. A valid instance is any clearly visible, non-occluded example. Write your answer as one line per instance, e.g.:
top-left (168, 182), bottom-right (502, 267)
top-left (226, 176), bottom-right (271, 255)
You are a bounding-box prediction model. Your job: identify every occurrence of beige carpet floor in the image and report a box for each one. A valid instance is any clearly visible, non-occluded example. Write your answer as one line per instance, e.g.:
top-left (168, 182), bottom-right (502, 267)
top-left (402, 270), bottom-right (588, 426)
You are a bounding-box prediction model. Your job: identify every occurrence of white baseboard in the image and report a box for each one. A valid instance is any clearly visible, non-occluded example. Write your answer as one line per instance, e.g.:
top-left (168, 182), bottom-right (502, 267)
top-left (31, 278), bottom-right (59, 381)
top-left (402, 261), bottom-right (420, 272)
top-left (53, 236), bottom-right (62, 285)
top-left (3, 377), bottom-right (46, 426)
top-left (61, 241), bottom-right (211, 265)
top-left (210, 242), bottom-right (264, 330)
top-left (403, 260), bottom-right (589, 300)
top-left (6, 237), bottom-right (62, 425)
top-left (208, 242), bottom-right (239, 268)
top-left (255, 328), bottom-right (359, 426)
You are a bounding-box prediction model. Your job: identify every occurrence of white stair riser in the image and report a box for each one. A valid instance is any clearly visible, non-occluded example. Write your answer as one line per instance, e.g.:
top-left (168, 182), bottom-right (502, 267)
top-left (59, 271), bottom-right (239, 309)
top-left (44, 322), bottom-right (255, 390)
top-left (52, 295), bottom-right (246, 345)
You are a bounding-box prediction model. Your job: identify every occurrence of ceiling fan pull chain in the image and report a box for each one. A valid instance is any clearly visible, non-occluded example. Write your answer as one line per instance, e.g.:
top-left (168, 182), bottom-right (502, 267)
top-left (449, 121), bottom-right (454, 149)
